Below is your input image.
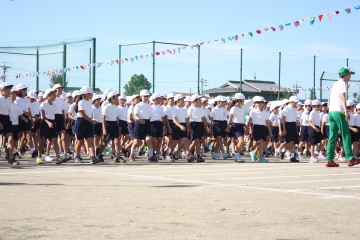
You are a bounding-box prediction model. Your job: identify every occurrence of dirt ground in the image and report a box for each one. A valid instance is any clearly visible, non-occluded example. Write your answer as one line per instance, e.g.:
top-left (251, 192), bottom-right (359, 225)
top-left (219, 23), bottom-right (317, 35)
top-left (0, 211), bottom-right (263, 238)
top-left (1, 153), bottom-right (359, 240)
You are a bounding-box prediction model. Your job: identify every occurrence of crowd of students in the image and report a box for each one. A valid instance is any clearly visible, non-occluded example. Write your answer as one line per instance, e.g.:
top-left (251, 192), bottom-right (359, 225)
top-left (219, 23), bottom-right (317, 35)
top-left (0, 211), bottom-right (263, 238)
top-left (0, 81), bottom-right (359, 167)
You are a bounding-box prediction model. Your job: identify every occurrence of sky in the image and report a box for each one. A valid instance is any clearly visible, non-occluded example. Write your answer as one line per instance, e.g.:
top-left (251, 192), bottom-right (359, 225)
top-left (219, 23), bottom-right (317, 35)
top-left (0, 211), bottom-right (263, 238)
top-left (1, 0), bottom-right (360, 100)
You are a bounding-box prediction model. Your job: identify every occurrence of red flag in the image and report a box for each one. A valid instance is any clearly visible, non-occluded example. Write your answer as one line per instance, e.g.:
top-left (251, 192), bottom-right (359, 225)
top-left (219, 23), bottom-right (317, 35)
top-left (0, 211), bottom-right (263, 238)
top-left (155, 52), bottom-right (160, 56)
top-left (115, 59), bottom-right (119, 64)
top-left (234, 35), bottom-right (238, 41)
top-left (318, 14), bottom-right (323, 21)
top-left (241, 33), bottom-right (245, 37)
top-left (199, 42), bottom-right (204, 45)
top-left (255, 30), bottom-right (261, 34)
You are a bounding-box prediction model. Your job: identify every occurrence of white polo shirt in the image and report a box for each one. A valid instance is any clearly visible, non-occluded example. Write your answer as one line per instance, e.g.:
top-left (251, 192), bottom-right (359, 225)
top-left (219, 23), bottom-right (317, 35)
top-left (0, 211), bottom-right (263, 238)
top-left (348, 112), bottom-right (355, 126)
top-left (309, 110), bottom-right (321, 126)
top-left (322, 113), bottom-right (329, 126)
top-left (53, 96), bottom-right (65, 114)
top-left (64, 103), bottom-right (71, 118)
top-left (164, 105), bottom-right (175, 119)
top-left (300, 111), bottom-right (310, 126)
top-left (102, 104), bottom-right (119, 121)
top-left (269, 112), bottom-right (278, 125)
top-left (329, 78), bottom-right (347, 112)
top-left (150, 104), bottom-right (165, 122)
top-left (0, 96), bottom-right (12, 115)
top-left (15, 97), bottom-right (30, 113)
top-left (68, 103), bottom-right (77, 120)
top-left (40, 102), bottom-right (56, 120)
top-left (92, 106), bottom-right (102, 123)
top-left (127, 105), bottom-right (135, 123)
top-left (173, 106), bottom-right (188, 123)
top-left (210, 106), bottom-right (228, 121)
top-left (187, 106), bottom-right (204, 123)
top-left (249, 108), bottom-right (267, 126)
top-left (283, 105), bottom-right (298, 122)
top-left (229, 106), bottom-right (244, 124)
top-left (354, 114), bottom-right (360, 127)
top-left (78, 99), bottom-right (93, 118)
top-left (118, 105), bottom-right (128, 122)
top-left (203, 108), bottom-right (210, 123)
top-left (134, 102), bottom-right (152, 119)
top-left (29, 101), bottom-right (40, 117)
top-left (10, 103), bottom-right (23, 125)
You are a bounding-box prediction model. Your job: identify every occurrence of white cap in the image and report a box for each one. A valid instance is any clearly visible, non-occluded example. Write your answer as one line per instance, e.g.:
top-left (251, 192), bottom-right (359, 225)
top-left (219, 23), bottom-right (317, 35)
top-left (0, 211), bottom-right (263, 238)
top-left (184, 96), bottom-right (191, 102)
top-left (217, 96), bottom-right (227, 102)
top-left (253, 96), bottom-right (263, 102)
top-left (0, 82), bottom-right (14, 90)
top-left (80, 86), bottom-right (94, 94)
top-left (38, 92), bottom-right (43, 97)
top-left (304, 99), bottom-right (312, 105)
top-left (282, 99), bottom-right (289, 104)
top-left (126, 97), bottom-right (131, 104)
top-left (152, 93), bottom-right (161, 99)
top-left (130, 94), bottom-right (140, 101)
top-left (16, 83), bottom-right (27, 90)
top-left (44, 88), bottom-right (55, 98)
top-left (356, 104), bottom-right (360, 109)
top-left (52, 84), bottom-right (64, 90)
top-left (346, 99), bottom-right (356, 107)
top-left (66, 93), bottom-right (72, 98)
top-left (297, 101), bottom-right (304, 106)
top-left (72, 90), bottom-right (81, 98)
top-left (118, 94), bottom-right (127, 100)
top-left (102, 89), bottom-right (112, 96)
top-left (289, 96), bottom-right (299, 102)
top-left (266, 102), bottom-right (271, 108)
top-left (260, 97), bottom-right (266, 102)
top-left (92, 94), bottom-right (102, 102)
top-left (191, 94), bottom-right (202, 102)
top-left (107, 91), bottom-right (119, 99)
top-left (234, 93), bottom-right (245, 100)
top-left (226, 97), bottom-right (231, 103)
top-left (27, 91), bottom-right (37, 100)
top-left (312, 99), bottom-right (322, 106)
top-left (166, 92), bottom-right (176, 99)
top-left (175, 94), bottom-right (186, 102)
top-left (140, 89), bottom-right (150, 96)
top-left (271, 105), bottom-right (280, 111)
top-left (201, 97), bottom-right (208, 102)
top-left (60, 92), bottom-right (67, 100)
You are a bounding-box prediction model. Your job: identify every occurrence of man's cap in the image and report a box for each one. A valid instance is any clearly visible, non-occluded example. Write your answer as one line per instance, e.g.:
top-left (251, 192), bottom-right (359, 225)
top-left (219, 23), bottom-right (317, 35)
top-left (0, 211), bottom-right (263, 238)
top-left (253, 96), bottom-right (263, 102)
top-left (166, 92), bottom-right (176, 99)
top-left (289, 96), bottom-right (299, 102)
top-left (152, 93), bottom-right (162, 99)
top-left (346, 99), bottom-right (356, 107)
top-left (191, 94), bottom-right (202, 102)
top-left (16, 83), bottom-right (27, 90)
top-left (184, 96), bottom-right (191, 102)
top-left (118, 94), bottom-right (127, 100)
top-left (339, 67), bottom-right (355, 77)
top-left (52, 84), bottom-right (64, 90)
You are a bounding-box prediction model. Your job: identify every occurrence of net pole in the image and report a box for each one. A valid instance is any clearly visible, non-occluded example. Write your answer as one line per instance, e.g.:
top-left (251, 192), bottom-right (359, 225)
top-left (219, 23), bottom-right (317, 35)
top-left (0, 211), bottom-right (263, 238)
top-left (278, 52), bottom-right (281, 100)
top-left (92, 38), bottom-right (96, 90)
top-left (197, 45), bottom-right (201, 95)
top-left (313, 55), bottom-right (316, 99)
top-left (118, 45), bottom-right (121, 93)
top-left (152, 41), bottom-right (155, 93)
top-left (320, 71), bottom-right (324, 101)
top-left (62, 44), bottom-right (67, 90)
top-left (240, 49), bottom-right (243, 93)
top-left (89, 48), bottom-right (91, 87)
top-left (36, 47), bottom-right (39, 91)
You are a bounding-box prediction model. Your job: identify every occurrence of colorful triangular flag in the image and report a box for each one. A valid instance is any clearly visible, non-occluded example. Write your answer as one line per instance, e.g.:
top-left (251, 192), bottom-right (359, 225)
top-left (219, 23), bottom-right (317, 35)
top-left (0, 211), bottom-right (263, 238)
top-left (294, 21), bottom-right (300, 27)
top-left (355, 6), bottom-right (360, 10)
top-left (310, 17), bottom-right (315, 25)
top-left (285, 23), bottom-right (291, 26)
top-left (279, 25), bottom-right (284, 31)
top-left (255, 30), bottom-right (261, 34)
top-left (327, 12), bottom-right (332, 20)
top-left (345, 8), bottom-right (351, 14)
top-left (335, 10), bottom-right (340, 15)
top-left (248, 32), bottom-right (253, 37)
top-left (318, 14), bottom-right (323, 21)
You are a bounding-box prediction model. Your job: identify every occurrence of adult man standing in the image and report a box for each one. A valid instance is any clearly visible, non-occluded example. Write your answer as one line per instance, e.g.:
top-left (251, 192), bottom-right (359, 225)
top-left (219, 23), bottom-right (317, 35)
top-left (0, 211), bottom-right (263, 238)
top-left (326, 67), bottom-right (358, 167)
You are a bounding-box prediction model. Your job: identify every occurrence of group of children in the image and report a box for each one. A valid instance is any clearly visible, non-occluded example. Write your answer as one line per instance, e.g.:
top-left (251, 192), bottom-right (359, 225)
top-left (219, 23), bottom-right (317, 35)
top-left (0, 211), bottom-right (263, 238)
top-left (1, 82), bottom-right (358, 166)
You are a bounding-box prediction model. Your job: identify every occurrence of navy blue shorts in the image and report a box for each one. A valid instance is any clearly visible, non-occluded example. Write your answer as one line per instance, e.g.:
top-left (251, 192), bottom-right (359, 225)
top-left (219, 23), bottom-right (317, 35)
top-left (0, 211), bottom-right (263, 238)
top-left (322, 125), bottom-right (329, 140)
top-left (166, 119), bottom-right (175, 136)
top-left (173, 122), bottom-right (187, 140)
top-left (190, 122), bottom-right (203, 140)
top-left (356, 127), bottom-right (360, 142)
top-left (309, 126), bottom-right (322, 145)
top-left (271, 126), bottom-right (279, 142)
top-left (0, 114), bottom-right (13, 135)
top-left (18, 114), bottom-right (32, 132)
top-left (231, 123), bottom-right (244, 138)
top-left (31, 119), bottom-right (41, 133)
top-left (128, 123), bottom-right (135, 140)
top-left (40, 119), bottom-right (57, 140)
top-left (12, 125), bottom-right (19, 141)
top-left (265, 127), bottom-right (270, 137)
top-left (252, 124), bottom-right (267, 141)
top-left (75, 117), bottom-right (94, 140)
top-left (285, 122), bottom-right (299, 144)
top-left (104, 121), bottom-right (119, 140)
top-left (119, 120), bottom-right (129, 135)
top-left (150, 121), bottom-right (163, 138)
top-left (134, 119), bottom-right (151, 140)
top-left (71, 119), bottom-right (76, 135)
top-left (55, 114), bottom-right (65, 133)
top-left (300, 126), bottom-right (310, 142)
top-left (212, 120), bottom-right (226, 138)
top-left (93, 122), bottom-right (102, 137)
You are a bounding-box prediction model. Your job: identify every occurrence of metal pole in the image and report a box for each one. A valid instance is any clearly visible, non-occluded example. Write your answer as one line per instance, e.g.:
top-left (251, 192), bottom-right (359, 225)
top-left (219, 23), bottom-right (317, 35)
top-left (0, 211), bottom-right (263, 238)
top-left (152, 41), bottom-right (155, 93)
top-left (62, 44), bottom-right (67, 90)
top-left (36, 47), bottom-right (39, 91)
top-left (277, 52), bottom-right (281, 100)
top-left (119, 45), bottom-right (121, 93)
top-left (92, 38), bottom-right (96, 90)
top-left (89, 48), bottom-right (91, 87)
top-left (320, 71), bottom-right (324, 101)
top-left (197, 45), bottom-right (200, 95)
top-left (313, 55), bottom-right (316, 100)
top-left (240, 48), bottom-right (243, 92)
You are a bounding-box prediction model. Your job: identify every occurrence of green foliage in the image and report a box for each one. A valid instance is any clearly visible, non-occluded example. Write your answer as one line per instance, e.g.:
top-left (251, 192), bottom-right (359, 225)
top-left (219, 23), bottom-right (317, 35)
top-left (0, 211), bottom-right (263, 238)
top-left (123, 74), bottom-right (151, 96)
top-left (49, 73), bottom-right (68, 88)
top-left (281, 91), bottom-right (293, 99)
top-left (353, 92), bottom-right (360, 103)
top-left (310, 88), bottom-right (317, 100)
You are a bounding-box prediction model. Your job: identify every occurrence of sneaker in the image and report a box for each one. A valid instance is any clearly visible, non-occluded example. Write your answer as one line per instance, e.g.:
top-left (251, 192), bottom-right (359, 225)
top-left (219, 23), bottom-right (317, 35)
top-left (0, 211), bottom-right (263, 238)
top-left (314, 149), bottom-right (320, 155)
top-left (203, 146), bottom-right (210, 153)
top-left (338, 157), bottom-right (346, 162)
top-left (234, 155), bottom-right (244, 163)
top-left (318, 154), bottom-right (326, 160)
top-left (290, 157), bottom-right (299, 163)
top-left (347, 158), bottom-right (358, 167)
top-left (91, 156), bottom-right (100, 164)
top-left (309, 156), bottom-right (319, 163)
top-left (172, 154), bottom-right (178, 160)
top-left (120, 157), bottom-right (126, 163)
top-left (31, 150), bottom-right (38, 158)
top-left (61, 154), bottom-right (70, 163)
top-left (129, 154), bottom-right (136, 161)
top-left (44, 155), bottom-right (53, 161)
top-left (166, 155), bottom-right (175, 162)
top-left (55, 157), bottom-right (63, 165)
top-left (155, 155), bottom-right (162, 161)
top-left (36, 157), bottom-right (44, 164)
top-left (8, 158), bottom-right (19, 165)
top-left (59, 150), bottom-right (64, 155)
top-left (325, 161), bottom-right (339, 167)
top-left (305, 151), bottom-right (311, 157)
top-left (196, 156), bottom-right (205, 163)
top-left (14, 152), bottom-right (21, 159)
top-left (187, 155), bottom-right (196, 163)
top-left (148, 155), bottom-right (158, 162)
top-left (298, 153), bottom-right (305, 159)
top-left (258, 157), bottom-right (269, 163)
top-left (74, 157), bottom-right (82, 163)
top-left (250, 151), bottom-right (257, 162)
top-left (212, 152), bottom-right (220, 160)
top-left (97, 154), bottom-right (104, 162)
top-left (223, 152), bottom-right (229, 160)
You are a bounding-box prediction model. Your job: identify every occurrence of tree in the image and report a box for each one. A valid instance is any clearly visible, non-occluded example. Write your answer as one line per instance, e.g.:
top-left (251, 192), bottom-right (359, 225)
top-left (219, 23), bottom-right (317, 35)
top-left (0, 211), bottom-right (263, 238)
top-left (281, 90), bottom-right (293, 99)
top-left (123, 74), bottom-right (151, 96)
top-left (353, 92), bottom-right (360, 103)
top-left (310, 88), bottom-right (317, 100)
top-left (49, 73), bottom-right (68, 88)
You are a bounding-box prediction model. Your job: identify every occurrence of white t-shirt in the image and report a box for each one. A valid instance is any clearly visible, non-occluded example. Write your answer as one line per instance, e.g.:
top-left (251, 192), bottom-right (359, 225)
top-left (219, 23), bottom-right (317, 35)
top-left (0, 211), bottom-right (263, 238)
top-left (102, 100), bottom-right (110, 108)
top-left (187, 106), bottom-right (204, 123)
top-left (15, 97), bottom-right (30, 113)
top-left (309, 111), bottom-right (321, 127)
top-left (92, 106), bottom-right (102, 123)
top-left (102, 104), bottom-right (119, 121)
top-left (68, 103), bottom-right (77, 120)
top-left (134, 102), bottom-right (152, 119)
top-left (64, 103), bottom-right (71, 118)
top-left (173, 106), bottom-right (188, 123)
top-left (322, 113), bottom-right (329, 126)
top-left (78, 99), bottom-right (93, 118)
top-left (283, 105), bottom-right (298, 122)
top-left (53, 96), bottom-right (65, 114)
top-left (29, 101), bottom-right (40, 117)
top-left (348, 112), bottom-right (355, 126)
top-left (249, 108), bottom-right (267, 126)
top-left (210, 106), bottom-right (228, 121)
top-left (229, 106), bottom-right (244, 124)
top-left (118, 105), bottom-right (128, 122)
top-left (127, 105), bottom-right (134, 123)
top-left (329, 78), bottom-right (347, 112)
top-left (10, 103), bottom-right (23, 125)
top-left (203, 108), bottom-right (210, 123)
top-left (300, 111), bottom-right (310, 126)
top-left (40, 101), bottom-right (56, 120)
top-left (150, 104), bottom-right (165, 122)
top-left (0, 96), bottom-right (12, 115)
top-left (164, 105), bottom-right (175, 119)
top-left (269, 112), bottom-right (278, 125)
top-left (354, 114), bottom-right (360, 127)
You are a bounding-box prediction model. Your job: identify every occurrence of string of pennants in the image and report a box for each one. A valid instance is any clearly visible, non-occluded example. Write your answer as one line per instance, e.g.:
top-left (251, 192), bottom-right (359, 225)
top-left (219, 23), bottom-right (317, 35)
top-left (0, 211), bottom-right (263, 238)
top-left (273, 83), bottom-right (360, 93)
top-left (3, 5), bottom-right (360, 81)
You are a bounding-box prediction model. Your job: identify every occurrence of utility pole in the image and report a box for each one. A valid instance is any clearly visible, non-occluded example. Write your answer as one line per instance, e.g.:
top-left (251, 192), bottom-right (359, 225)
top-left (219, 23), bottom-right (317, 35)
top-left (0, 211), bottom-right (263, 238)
top-left (292, 81), bottom-right (298, 97)
top-left (1, 63), bottom-right (11, 82)
top-left (200, 78), bottom-right (207, 95)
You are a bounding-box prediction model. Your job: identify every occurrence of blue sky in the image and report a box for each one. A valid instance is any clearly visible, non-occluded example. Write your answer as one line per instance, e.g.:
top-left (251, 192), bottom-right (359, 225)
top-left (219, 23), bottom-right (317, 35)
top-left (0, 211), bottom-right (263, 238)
top-left (1, 0), bottom-right (360, 100)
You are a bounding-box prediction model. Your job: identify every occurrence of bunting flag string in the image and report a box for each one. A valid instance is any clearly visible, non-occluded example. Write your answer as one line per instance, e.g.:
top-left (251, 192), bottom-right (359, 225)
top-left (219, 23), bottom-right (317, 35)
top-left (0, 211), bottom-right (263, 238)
top-left (7, 5), bottom-right (360, 81)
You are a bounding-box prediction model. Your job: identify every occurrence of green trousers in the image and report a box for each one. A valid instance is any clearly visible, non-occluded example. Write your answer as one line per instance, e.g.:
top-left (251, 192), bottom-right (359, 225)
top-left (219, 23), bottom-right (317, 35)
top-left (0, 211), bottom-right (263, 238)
top-left (326, 111), bottom-right (353, 162)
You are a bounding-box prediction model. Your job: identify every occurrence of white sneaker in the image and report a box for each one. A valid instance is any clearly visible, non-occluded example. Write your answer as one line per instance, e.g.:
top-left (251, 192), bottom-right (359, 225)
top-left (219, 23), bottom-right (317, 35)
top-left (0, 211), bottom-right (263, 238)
top-left (309, 156), bottom-right (319, 163)
top-left (318, 154), bottom-right (326, 160)
top-left (314, 149), bottom-right (320, 155)
top-left (44, 155), bottom-right (53, 161)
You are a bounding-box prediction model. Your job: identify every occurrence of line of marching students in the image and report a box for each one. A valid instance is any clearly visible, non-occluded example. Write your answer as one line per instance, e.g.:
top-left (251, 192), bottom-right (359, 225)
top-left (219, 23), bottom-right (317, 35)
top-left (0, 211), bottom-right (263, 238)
top-left (1, 82), bottom-right (359, 166)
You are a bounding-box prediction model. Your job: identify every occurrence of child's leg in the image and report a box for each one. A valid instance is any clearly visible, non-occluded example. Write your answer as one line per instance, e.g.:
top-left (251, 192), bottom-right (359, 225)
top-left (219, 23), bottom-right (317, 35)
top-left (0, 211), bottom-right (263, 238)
top-left (194, 139), bottom-right (201, 156)
top-left (258, 140), bottom-right (264, 157)
top-left (236, 136), bottom-right (244, 154)
top-left (75, 139), bottom-right (84, 157)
